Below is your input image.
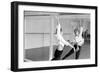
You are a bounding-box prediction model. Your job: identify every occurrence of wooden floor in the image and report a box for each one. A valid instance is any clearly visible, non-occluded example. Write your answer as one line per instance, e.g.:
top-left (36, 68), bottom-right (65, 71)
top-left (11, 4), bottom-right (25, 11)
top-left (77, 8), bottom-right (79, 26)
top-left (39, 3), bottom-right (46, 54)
top-left (25, 40), bottom-right (90, 62)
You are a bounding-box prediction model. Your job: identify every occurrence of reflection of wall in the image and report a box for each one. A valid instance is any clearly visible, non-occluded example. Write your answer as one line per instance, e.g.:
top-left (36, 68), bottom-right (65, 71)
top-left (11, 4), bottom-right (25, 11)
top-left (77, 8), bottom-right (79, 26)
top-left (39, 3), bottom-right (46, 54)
top-left (53, 15), bottom-right (90, 44)
top-left (24, 15), bottom-right (90, 49)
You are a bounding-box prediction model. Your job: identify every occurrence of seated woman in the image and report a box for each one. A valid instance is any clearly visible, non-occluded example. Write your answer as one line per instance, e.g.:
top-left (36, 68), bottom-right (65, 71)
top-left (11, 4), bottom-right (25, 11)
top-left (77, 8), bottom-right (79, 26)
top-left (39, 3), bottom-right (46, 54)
top-left (62, 26), bottom-right (84, 60)
top-left (52, 23), bottom-right (75, 60)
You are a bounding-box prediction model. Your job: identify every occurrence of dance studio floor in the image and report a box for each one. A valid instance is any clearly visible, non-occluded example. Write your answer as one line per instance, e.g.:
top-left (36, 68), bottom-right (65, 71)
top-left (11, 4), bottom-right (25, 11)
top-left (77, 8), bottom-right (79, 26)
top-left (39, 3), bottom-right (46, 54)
top-left (25, 40), bottom-right (90, 62)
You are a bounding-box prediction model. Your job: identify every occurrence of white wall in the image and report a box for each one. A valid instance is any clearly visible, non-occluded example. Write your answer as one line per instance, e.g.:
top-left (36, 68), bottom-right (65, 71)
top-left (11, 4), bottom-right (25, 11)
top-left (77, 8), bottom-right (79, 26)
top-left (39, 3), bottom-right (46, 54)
top-left (24, 16), bottom-right (51, 49)
top-left (24, 15), bottom-right (89, 49)
top-left (0, 0), bottom-right (99, 73)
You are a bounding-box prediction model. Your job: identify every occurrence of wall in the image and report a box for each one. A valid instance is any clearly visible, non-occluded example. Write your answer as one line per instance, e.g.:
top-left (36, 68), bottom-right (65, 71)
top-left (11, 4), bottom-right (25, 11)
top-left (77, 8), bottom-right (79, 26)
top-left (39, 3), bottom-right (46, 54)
top-left (0, 0), bottom-right (99, 73)
top-left (24, 16), bottom-right (51, 49)
top-left (25, 14), bottom-right (89, 49)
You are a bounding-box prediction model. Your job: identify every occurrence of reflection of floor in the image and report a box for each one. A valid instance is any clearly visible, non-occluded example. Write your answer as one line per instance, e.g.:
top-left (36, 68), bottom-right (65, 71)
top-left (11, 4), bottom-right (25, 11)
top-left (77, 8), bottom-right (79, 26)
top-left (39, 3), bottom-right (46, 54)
top-left (62, 40), bottom-right (90, 60)
top-left (25, 40), bottom-right (90, 62)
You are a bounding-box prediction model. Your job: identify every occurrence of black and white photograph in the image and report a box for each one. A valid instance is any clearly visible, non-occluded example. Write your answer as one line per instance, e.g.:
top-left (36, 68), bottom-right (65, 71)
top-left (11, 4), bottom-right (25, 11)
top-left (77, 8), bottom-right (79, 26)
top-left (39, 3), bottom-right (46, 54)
top-left (11, 1), bottom-right (97, 71)
top-left (24, 11), bottom-right (90, 62)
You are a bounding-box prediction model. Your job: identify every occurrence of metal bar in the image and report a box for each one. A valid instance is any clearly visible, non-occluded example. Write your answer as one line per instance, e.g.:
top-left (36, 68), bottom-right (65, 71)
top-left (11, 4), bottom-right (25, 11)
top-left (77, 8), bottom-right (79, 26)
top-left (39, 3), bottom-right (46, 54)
top-left (49, 16), bottom-right (54, 60)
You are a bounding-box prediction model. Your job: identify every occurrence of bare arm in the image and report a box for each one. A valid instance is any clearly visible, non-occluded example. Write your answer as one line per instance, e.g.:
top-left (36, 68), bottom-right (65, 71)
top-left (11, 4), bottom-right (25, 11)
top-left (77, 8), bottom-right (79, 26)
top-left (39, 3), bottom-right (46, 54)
top-left (79, 27), bottom-right (83, 36)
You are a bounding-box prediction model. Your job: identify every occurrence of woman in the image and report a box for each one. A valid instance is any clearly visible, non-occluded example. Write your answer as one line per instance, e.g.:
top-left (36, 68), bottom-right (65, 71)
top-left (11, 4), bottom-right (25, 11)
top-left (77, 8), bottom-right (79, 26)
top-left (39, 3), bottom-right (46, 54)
top-left (52, 23), bottom-right (75, 60)
top-left (62, 26), bottom-right (84, 60)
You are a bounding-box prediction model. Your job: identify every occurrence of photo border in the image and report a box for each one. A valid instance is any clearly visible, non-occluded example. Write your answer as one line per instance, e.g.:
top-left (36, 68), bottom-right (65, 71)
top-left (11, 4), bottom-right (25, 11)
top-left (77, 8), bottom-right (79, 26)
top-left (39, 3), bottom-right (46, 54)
top-left (11, 1), bottom-right (98, 72)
